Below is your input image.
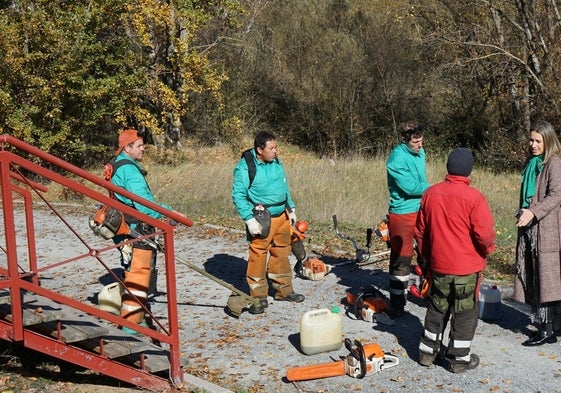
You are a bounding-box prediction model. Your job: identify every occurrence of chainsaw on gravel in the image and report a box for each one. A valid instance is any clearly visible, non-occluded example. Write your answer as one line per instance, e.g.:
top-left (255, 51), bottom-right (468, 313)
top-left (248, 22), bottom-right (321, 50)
top-left (345, 285), bottom-right (395, 326)
top-left (286, 338), bottom-right (399, 381)
top-left (291, 220), bottom-right (333, 281)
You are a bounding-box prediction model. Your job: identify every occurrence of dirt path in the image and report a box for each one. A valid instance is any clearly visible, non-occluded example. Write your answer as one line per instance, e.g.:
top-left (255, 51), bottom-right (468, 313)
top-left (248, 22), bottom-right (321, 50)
top-left (3, 205), bottom-right (561, 392)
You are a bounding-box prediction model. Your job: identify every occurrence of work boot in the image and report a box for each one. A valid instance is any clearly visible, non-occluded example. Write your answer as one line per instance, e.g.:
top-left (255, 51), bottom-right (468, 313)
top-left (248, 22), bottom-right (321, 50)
top-left (258, 297), bottom-right (269, 308)
top-left (276, 293), bottom-right (305, 303)
top-left (419, 351), bottom-right (436, 367)
top-left (248, 301), bottom-right (265, 315)
top-left (449, 354), bottom-right (479, 373)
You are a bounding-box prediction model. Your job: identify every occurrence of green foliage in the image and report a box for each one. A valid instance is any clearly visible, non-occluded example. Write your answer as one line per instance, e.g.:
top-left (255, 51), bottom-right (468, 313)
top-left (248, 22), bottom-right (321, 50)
top-left (1, 0), bottom-right (560, 171)
top-left (0, 0), bottom-right (241, 166)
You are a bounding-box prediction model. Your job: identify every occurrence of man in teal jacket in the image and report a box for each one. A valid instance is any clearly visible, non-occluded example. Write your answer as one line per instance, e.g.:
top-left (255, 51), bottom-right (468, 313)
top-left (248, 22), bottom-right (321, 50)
top-left (111, 129), bottom-right (183, 334)
top-left (386, 121), bottom-right (430, 317)
top-left (232, 131), bottom-right (304, 313)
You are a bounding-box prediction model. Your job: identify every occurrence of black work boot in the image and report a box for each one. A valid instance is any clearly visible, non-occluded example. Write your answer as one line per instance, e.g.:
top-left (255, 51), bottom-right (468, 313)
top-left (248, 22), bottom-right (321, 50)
top-left (449, 354), bottom-right (479, 373)
top-left (419, 351), bottom-right (437, 367)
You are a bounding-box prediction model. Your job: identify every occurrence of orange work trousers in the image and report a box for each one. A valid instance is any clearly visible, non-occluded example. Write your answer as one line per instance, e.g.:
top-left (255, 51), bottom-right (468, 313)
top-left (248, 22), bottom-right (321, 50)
top-left (247, 213), bottom-right (294, 299)
top-left (120, 247), bottom-right (154, 324)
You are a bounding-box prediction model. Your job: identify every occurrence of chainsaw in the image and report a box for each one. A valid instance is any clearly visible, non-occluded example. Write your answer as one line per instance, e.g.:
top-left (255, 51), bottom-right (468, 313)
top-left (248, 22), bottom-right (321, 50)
top-left (345, 286), bottom-right (394, 325)
top-left (295, 257), bottom-right (333, 281)
top-left (286, 338), bottom-right (399, 381)
top-left (409, 264), bottom-right (431, 299)
top-left (291, 220), bottom-right (334, 281)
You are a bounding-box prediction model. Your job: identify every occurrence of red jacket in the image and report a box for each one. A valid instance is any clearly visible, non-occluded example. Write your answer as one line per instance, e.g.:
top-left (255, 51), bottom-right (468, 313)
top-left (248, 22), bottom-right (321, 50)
top-left (415, 175), bottom-right (496, 275)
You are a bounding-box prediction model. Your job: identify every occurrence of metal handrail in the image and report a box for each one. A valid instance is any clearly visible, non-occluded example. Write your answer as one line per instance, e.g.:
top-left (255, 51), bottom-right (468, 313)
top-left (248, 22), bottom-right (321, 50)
top-left (0, 134), bottom-right (193, 390)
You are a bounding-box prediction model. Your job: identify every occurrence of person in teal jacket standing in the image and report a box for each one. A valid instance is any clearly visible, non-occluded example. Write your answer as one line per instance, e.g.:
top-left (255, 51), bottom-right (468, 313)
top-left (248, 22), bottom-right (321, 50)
top-left (232, 131), bottom-right (304, 314)
top-left (386, 121), bottom-right (430, 317)
top-left (111, 129), bottom-right (184, 334)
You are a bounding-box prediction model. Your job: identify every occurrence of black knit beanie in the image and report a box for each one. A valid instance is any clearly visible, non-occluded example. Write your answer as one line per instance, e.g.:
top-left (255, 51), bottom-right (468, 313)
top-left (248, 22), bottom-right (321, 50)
top-left (446, 148), bottom-right (473, 177)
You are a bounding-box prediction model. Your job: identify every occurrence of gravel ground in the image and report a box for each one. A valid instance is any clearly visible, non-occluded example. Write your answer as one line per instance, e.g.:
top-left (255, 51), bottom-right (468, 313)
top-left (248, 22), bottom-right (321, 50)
top-left (4, 204), bottom-right (561, 393)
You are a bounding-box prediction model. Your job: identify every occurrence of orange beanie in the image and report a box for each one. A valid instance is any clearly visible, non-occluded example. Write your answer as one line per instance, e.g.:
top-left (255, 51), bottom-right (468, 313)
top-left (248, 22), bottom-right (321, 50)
top-left (116, 129), bottom-right (143, 155)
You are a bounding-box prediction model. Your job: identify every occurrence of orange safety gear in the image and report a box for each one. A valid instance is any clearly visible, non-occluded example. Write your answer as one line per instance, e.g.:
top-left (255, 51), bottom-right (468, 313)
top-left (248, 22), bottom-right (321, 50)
top-left (116, 129), bottom-right (142, 155)
top-left (247, 214), bottom-right (294, 299)
top-left (120, 248), bottom-right (154, 324)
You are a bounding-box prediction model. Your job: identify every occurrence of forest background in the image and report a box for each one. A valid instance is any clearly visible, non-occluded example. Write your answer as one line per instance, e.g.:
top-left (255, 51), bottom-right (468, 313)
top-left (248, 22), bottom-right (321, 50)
top-left (2, 0), bottom-right (560, 168)
top-left (1, 0), bottom-right (559, 281)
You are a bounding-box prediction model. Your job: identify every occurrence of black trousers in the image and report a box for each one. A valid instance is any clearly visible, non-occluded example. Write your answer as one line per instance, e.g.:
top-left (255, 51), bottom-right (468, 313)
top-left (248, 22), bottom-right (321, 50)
top-left (419, 272), bottom-right (480, 360)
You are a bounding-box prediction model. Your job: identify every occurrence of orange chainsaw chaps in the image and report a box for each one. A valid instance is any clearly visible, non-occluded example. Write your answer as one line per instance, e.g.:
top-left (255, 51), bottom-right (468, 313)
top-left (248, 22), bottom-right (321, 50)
top-left (286, 360), bottom-right (345, 381)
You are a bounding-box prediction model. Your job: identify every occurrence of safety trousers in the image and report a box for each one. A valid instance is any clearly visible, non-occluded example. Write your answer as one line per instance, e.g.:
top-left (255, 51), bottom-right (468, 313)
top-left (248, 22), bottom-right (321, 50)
top-left (419, 273), bottom-right (480, 362)
top-left (120, 247), bottom-right (154, 324)
top-left (247, 213), bottom-right (293, 299)
top-left (388, 212), bottom-right (417, 309)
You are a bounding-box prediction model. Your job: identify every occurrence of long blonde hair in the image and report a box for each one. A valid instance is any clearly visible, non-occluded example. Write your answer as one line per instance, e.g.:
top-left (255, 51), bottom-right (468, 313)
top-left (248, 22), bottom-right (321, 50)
top-left (529, 119), bottom-right (561, 164)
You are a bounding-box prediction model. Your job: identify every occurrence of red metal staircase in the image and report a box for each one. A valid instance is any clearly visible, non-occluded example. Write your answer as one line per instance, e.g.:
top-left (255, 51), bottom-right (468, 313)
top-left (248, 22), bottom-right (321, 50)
top-left (0, 135), bottom-right (195, 391)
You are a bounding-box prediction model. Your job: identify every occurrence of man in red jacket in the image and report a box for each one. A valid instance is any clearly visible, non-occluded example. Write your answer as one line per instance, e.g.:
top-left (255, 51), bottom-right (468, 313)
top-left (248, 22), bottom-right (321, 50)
top-left (415, 148), bottom-right (495, 373)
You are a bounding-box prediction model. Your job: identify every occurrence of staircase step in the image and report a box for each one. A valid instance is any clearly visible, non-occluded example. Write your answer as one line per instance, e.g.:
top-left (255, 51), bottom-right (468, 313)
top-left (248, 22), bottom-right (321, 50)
top-left (35, 314), bottom-right (109, 343)
top-left (0, 291), bottom-right (171, 374)
top-left (0, 303), bottom-right (65, 326)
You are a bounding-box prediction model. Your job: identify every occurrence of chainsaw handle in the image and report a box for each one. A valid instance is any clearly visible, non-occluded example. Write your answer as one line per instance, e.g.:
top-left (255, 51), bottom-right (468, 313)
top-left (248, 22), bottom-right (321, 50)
top-left (344, 338), bottom-right (367, 379)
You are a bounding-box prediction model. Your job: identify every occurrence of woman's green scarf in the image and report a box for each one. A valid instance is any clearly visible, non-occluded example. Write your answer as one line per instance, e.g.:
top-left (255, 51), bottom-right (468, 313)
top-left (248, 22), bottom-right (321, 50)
top-left (520, 155), bottom-right (543, 208)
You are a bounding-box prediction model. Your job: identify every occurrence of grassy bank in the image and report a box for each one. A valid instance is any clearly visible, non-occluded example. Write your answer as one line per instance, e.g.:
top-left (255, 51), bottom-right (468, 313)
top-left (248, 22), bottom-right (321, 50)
top-left (140, 141), bottom-right (519, 284)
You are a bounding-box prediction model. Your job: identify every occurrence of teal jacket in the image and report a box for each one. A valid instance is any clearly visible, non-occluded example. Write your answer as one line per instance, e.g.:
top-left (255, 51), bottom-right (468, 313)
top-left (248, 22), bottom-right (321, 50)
top-left (232, 149), bottom-right (295, 221)
top-left (111, 152), bottom-right (171, 220)
top-left (386, 142), bottom-right (429, 214)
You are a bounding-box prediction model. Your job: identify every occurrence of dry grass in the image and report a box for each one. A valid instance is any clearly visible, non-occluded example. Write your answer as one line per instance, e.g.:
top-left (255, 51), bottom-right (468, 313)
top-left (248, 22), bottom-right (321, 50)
top-left (143, 142), bottom-right (520, 281)
top-left (49, 140), bottom-right (520, 283)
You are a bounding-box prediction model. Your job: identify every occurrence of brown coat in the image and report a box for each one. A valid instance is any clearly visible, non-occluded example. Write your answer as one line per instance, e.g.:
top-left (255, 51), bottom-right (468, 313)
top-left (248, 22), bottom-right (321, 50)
top-left (514, 154), bottom-right (561, 304)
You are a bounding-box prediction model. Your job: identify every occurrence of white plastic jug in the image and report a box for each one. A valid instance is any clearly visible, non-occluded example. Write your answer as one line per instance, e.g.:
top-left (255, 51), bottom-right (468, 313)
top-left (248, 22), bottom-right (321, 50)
top-left (98, 282), bottom-right (122, 315)
top-left (299, 306), bottom-right (343, 355)
top-left (478, 284), bottom-right (501, 321)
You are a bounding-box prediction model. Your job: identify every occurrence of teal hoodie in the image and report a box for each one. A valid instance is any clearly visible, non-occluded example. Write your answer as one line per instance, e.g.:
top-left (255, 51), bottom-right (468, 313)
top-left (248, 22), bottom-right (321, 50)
top-left (111, 152), bottom-right (171, 219)
top-left (232, 149), bottom-right (295, 221)
top-left (386, 142), bottom-right (429, 214)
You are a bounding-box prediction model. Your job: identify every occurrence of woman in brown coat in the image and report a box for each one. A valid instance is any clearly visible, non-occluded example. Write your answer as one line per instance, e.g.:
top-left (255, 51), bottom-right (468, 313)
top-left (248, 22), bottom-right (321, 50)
top-left (514, 119), bottom-right (561, 346)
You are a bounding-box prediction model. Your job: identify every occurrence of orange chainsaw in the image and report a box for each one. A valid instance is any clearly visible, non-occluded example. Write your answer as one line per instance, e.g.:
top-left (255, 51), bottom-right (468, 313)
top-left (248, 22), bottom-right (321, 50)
top-left (290, 220), bottom-right (308, 263)
top-left (345, 286), bottom-right (394, 325)
top-left (286, 338), bottom-right (399, 381)
top-left (291, 221), bottom-right (334, 281)
top-left (409, 264), bottom-right (432, 299)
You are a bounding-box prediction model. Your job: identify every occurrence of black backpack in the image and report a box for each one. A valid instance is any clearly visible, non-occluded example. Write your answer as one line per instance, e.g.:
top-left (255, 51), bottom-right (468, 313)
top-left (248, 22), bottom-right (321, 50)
top-left (242, 148), bottom-right (279, 187)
